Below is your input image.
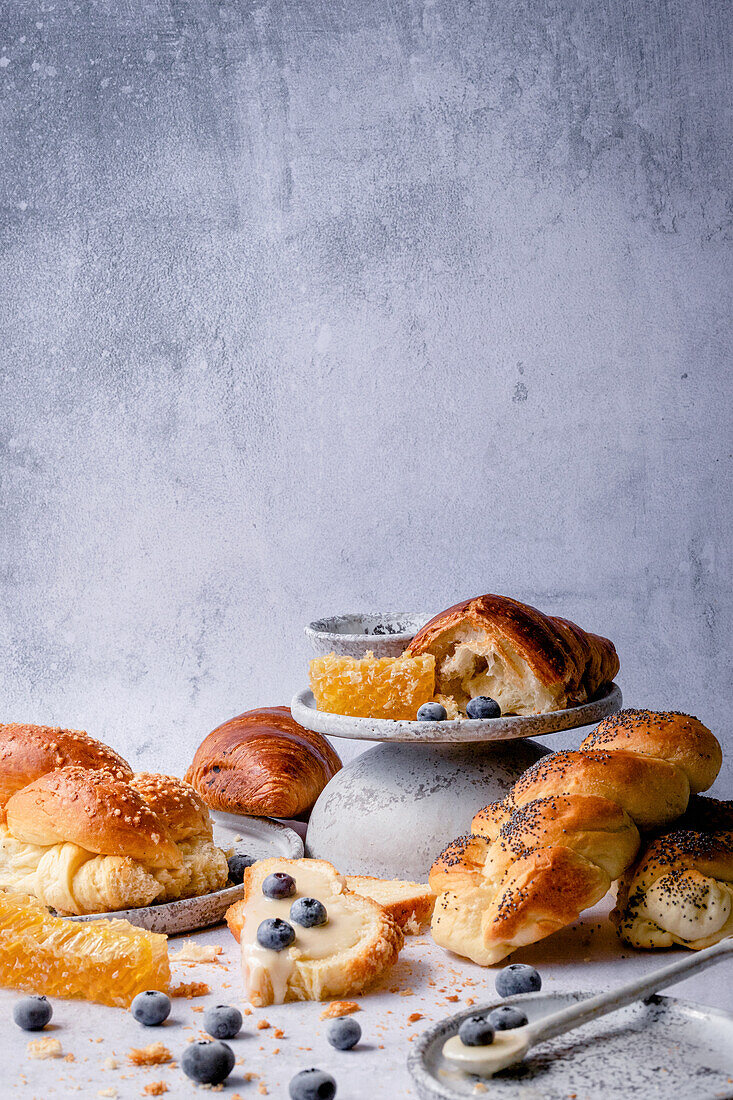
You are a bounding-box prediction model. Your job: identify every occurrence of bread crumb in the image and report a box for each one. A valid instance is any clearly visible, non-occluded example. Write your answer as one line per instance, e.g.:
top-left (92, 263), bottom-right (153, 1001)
top-left (399, 988), bottom-right (414, 997)
top-left (128, 1043), bottom-right (173, 1067)
top-left (242, 1073), bottom-right (259, 1082)
top-left (171, 944), bottom-right (223, 964)
top-left (192, 1006), bottom-right (204, 1013)
top-left (466, 998), bottom-right (475, 1006)
top-left (143, 1084), bottom-right (169, 1096)
top-left (445, 995), bottom-right (459, 1002)
top-left (258, 1086), bottom-right (268, 1096)
top-left (64, 1053), bottom-right (76, 1062)
top-left (102, 1057), bottom-right (119, 1071)
top-left (273, 1028), bottom-right (284, 1039)
top-left (320, 1001), bottom-right (361, 1019)
top-left (27, 1038), bottom-right (63, 1060)
top-left (242, 1006), bottom-right (252, 1016)
top-left (256, 1019), bottom-right (270, 1030)
top-left (170, 981), bottom-right (210, 998)
top-left (407, 1012), bottom-right (423, 1023)
top-left (98, 1090), bottom-right (118, 1099)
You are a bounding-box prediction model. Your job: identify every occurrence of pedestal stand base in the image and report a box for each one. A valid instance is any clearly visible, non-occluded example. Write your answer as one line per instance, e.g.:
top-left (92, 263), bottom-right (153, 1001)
top-left (306, 738), bottom-right (550, 880)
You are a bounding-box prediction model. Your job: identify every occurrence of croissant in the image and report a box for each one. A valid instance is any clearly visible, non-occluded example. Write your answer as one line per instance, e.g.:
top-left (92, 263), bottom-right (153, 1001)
top-left (613, 796), bottom-right (733, 950)
top-left (430, 709), bottom-right (721, 965)
top-left (404, 593), bottom-right (619, 716)
top-left (0, 766), bottom-right (228, 914)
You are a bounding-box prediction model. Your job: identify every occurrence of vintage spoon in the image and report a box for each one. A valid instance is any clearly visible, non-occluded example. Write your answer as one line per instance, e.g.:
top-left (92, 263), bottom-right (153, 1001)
top-left (442, 937), bottom-right (733, 1076)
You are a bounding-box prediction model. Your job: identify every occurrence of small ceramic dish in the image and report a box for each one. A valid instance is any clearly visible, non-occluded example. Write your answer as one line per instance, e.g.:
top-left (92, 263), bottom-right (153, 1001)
top-left (408, 991), bottom-right (733, 1099)
top-left (305, 612), bottom-right (430, 658)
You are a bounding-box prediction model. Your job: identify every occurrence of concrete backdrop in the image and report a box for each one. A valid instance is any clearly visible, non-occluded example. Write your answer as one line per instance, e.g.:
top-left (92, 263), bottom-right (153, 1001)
top-left (0, 0), bottom-right (731, 788)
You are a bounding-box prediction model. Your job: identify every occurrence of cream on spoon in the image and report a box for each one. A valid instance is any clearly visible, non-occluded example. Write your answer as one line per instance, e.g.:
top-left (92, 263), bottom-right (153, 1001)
top-left (442, 936), bottom-right (733, 1077)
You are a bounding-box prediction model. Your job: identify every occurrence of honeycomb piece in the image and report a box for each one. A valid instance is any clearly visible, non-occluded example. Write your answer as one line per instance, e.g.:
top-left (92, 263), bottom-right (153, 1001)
top-left (0, 892), bottom-right (169, 1007)
top-left (309, 651), bottom-right (436, 720)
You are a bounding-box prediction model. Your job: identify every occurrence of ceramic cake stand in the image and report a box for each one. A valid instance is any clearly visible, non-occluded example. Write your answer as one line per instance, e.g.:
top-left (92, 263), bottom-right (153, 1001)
top-left (293, 684), bottom-right (622, 880)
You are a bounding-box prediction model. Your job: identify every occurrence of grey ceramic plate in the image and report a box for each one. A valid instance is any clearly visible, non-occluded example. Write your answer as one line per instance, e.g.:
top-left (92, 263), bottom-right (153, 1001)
top-left (408, 991), bottom-right (733, 1099)
top-left (292, 683), bottom-right (622, 743)
top-left (67, 815), bottom-right (303, 934)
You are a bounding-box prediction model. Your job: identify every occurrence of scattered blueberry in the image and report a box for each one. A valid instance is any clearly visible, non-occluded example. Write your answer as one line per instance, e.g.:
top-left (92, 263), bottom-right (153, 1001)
top-left (289, 1068), bottom-right (337, 1100)
top-left (488, 1005), bottom-right (528, 1030)
top-left (227, 853), bottom-right (256, 884)
top-left (257, 917), bottom-right (296, 951)
top-left (203, 1003), bottom-right (242, 1039)
top-left (262, 872), bottom-right (296, 899)
top-left (495, 963), bottom-right (542, 997)
top-left (417, 702), bottom-right (448, 722)
top-left (290, 897), bottom-right (328, 928)
top-left (466, 696), bottom-right (501, 719)
top-left (130, 990), bottom-right (171, 1026)
top-left (327, 1016), bottom-right (361, 1050)
top-left (458, 1014), bottom-right (495, 1047)
top-left (13, 995), bottom-right (52, 1031)
top-left (181, 1039), bottom-right (235, 1085)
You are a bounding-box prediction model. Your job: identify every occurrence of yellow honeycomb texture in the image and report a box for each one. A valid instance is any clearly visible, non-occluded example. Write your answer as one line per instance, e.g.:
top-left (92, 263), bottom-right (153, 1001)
top-left (309, 651), bottom-right (436, 720)
top-left (0, 891), bottom-right (170, 1007)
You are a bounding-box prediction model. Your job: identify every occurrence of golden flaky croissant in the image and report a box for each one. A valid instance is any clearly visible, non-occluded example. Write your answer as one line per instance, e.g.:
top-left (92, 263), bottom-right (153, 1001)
top-left (0, 724), bottom-right (228, 914)
top-left (404, 594), bottom-right (619, 716)
top-left (613, 796), bottom-right (733, 949)
top-left (430, 710), bottom-right (721, 965)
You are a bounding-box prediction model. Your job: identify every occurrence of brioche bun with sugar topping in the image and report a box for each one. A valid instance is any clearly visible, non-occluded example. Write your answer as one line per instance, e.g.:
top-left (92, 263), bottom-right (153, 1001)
top-left (5, 766), bottom-right (181, 869)
top-left (0, 722), bottom-right (132, 813)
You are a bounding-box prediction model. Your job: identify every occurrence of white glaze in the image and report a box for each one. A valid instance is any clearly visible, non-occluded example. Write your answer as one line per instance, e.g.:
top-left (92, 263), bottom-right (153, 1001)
top-left (441, 1028), bottom-right (530, 1075)
top-left (238, 863), bottom-right (367, 1004)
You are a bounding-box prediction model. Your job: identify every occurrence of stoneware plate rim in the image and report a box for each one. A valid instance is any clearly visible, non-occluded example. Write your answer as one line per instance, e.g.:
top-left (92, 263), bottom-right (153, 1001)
top-left (65, 815), bottom-right (303, 933)
top-left (407, 990), bottom-right (733, 1100)
top-left (292, 682), bottom-right (622, 742)
top-left (305, 611), bottom-right (432, 642)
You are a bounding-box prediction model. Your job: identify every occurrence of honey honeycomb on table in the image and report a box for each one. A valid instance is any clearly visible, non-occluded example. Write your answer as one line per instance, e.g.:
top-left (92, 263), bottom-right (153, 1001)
top-left (0, 891), bottom-right (170, 1007)
top-left (309, 651), bottom-right (436, 720)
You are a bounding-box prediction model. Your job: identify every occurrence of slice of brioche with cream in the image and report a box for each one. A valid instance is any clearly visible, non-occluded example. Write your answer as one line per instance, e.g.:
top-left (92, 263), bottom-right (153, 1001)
top-left (225, 858), bottom-right (403, 1006)
top-left (343, 875), bottom-right (435, 932)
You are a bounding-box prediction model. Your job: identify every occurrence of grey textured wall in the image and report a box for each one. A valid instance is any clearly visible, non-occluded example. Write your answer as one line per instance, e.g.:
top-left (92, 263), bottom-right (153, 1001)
top-left (1, 1), bottom-right (731, 788)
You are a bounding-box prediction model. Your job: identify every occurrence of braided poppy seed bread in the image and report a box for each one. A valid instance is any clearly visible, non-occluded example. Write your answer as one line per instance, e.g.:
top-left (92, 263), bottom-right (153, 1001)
top-left (404, 593), bottom-right (618, 716)
top-left (430, 709), bottom-right (722, 964)
top-left (613, 827), bottom-right (733, 949)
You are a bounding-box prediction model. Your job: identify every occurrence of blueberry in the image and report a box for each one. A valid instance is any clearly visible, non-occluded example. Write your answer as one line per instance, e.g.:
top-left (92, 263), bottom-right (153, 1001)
top-left (417, 702), bottom-right (448, 722)
top-left (289, 1068), bottom-right (337, 1100)
top-left (488, 1005), bottom-right (528, 1030)
top-left (227, 853), bottom-right (256, 884)
top-left (203, 1003), bottom-right (242, 1039)
top-left (13, 995), bottom-right (52, 1031)
top-left (327, 1016), bottom-right (361, 1050)
top-left (495, 963), bottom-right (542, 997)
top-left (466, 696), bottom-right (501, 719)
top-left (262, 872), bottom-right (296, 899)
top-left (257, 917), bottom-right (296, 951)
top-left (290, 897), bottom-right (328, 928)
top-left (130, 990), bottom-right (171, 1026)
top-left (458, 1014), bottom-right (495, 1047)
top-left (181, 1039), bottom-right (235, 1085)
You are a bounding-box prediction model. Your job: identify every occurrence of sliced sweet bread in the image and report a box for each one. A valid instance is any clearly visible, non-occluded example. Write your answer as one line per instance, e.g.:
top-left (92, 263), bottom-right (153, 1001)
top-left (225, 858), bottom-right (404, 1006)
top-left (344, 875), bottom-right (435, 932)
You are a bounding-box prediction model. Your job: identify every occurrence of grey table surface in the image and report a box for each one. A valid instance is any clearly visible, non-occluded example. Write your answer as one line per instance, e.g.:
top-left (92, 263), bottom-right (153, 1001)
top-left (4, 896), bottom-right (731, 1098)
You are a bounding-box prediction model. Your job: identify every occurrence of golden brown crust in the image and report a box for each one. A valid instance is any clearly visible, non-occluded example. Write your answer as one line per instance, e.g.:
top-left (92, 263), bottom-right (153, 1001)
top-left (486, 795), bottom-right (640, 881)
top-left (130, 774), bottom-right (213, 842)
top-left (483, 846), bottom-right (610, 947)
top-left (185, 707), bottom-right (342, 818)
top-left (471, 798), bottom-right (515, 841)
top-left (0, 723), bottom-right (131, 811)
top-left (342, 876), bottom-right (435, 931)
top-left (507, 749), bottom-right (690, 830)
top-left (429, 835), bottom-right (493, 895)
top-left (580, 709), bottom-right (721, 794)
top-left (404, 594), bottom-right (618, 715)
top-left (5, 766), bottom-right (181, 869)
